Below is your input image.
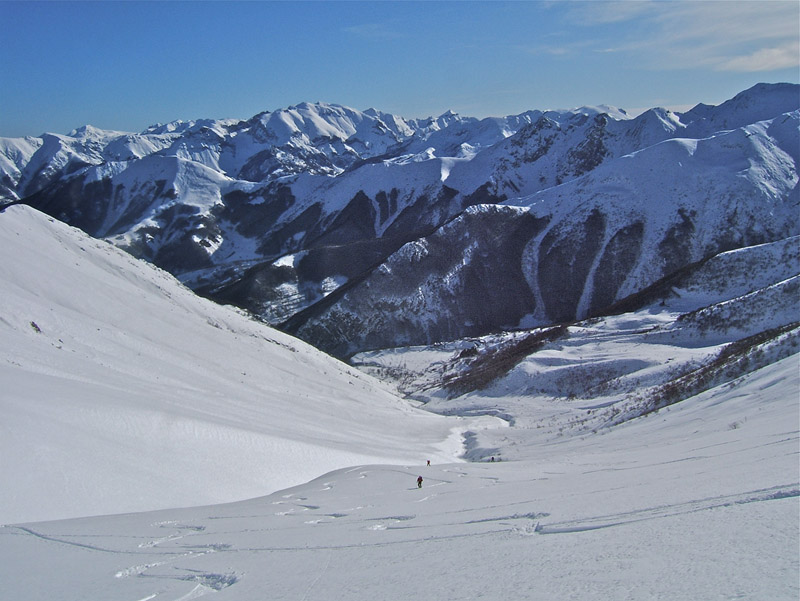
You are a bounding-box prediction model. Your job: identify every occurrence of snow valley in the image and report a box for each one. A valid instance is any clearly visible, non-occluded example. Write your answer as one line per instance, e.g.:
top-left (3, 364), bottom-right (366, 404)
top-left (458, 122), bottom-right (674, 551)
top-left (0, 83), bottom-right (798, 600)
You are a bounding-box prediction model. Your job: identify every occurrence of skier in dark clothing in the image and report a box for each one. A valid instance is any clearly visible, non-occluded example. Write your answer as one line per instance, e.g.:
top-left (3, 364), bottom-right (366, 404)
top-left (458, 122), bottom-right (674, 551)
top-left (417, 476), bottom-right (423, 488)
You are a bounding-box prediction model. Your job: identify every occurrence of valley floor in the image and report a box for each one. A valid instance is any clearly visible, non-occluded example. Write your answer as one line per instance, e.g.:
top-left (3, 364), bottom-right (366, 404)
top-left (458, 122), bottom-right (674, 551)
top-left (2, 355), bottom-right (797, 601)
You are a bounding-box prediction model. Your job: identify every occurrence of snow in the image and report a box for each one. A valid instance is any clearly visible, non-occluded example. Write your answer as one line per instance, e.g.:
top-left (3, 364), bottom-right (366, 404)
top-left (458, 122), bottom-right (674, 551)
top-left (0, 205), bottom-right (797, 600)
top-left (0, 205), bottom-right (478, 525)
top-left (0, 136), bottom-right (43, 195)
top-left (0, 354), bottom-right (796, 600)
top-left (663, 236), bottom-right (800, 313)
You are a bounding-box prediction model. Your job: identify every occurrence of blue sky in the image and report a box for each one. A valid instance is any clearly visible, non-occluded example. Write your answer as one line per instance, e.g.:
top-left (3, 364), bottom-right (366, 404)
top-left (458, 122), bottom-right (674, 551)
top-left (1, 0), bottom-right (798, 137)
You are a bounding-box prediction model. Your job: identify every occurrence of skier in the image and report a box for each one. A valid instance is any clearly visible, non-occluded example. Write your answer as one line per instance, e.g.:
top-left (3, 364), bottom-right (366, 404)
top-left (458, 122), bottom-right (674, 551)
top-left (426, 459), bottom-right (430, 466)
top-left (417, 476), bottom-right (423, 488)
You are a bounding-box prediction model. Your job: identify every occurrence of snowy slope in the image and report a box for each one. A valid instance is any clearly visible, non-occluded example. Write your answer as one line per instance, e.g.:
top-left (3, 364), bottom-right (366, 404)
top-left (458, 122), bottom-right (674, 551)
top-left (0, 205), bottom-right (486, 525)
top-left (514, 111), bottom-right (800, 316)
top-left (0, 352), bottom-right (796, 601)
top-left (679, 81), bottom-right (800, 137)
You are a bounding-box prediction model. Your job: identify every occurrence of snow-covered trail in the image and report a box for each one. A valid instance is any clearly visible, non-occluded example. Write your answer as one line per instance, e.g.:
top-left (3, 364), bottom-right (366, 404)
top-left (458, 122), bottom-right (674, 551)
top-left (2, 356), bottom-right (796, 601)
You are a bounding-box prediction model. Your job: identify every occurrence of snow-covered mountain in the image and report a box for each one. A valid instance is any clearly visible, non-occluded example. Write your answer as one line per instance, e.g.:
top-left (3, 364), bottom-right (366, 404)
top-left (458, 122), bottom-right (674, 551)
top-left (0, 205), bottom-right (486, 525)
top-left (1, 83), bottom-right (797, 360)
top-left (292, 111), bottom-right (798, 357)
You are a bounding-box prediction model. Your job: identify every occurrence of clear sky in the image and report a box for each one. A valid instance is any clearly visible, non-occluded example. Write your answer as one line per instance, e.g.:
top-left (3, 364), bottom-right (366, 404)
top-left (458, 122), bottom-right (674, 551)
top-left (1, 0), bottom-right (798, 137)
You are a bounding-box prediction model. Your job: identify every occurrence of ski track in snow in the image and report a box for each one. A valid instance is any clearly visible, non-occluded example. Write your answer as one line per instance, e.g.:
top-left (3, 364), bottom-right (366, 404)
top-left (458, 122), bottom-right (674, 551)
top-left (534, 484), bottom-right (799, 535)
top-left (299, 550), bottom-right (333, 601)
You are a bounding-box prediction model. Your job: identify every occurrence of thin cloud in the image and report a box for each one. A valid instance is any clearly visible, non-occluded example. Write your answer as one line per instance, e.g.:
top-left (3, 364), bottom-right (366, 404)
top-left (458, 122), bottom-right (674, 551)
top-left (718, 41), bottom-right (800, 73)
top-left (568, 0), bottom-right (800, 73)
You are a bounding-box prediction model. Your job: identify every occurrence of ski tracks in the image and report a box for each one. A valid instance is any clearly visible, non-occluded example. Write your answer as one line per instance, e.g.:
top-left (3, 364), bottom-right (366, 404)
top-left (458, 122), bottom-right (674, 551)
top-left (299, 549), bottom-right (333, 601)
top-left (113, 521), bottom-right (239, 600)
top-left (533, 483), bottom-right (799, 535)
top-left (12, 518), bottom-right (241, 600)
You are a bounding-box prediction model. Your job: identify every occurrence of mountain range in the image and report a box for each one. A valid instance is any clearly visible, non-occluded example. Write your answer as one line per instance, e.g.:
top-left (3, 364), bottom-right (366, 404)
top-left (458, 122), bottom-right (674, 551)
top-left (1, 82), bottom-right (798, 360)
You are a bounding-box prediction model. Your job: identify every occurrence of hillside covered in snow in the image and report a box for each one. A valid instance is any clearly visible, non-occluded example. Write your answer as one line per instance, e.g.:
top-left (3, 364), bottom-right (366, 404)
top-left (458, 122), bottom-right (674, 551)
top-left (0, 205), bottom-right (485, 525)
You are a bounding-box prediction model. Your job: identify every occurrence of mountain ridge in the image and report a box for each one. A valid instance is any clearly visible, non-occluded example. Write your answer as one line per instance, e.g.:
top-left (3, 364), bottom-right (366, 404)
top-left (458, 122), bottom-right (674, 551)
top-left (1, 82), bottom-right (797, 358)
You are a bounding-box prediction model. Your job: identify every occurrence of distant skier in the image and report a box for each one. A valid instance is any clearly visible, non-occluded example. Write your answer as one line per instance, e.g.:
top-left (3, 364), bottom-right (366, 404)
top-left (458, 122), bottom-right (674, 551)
top-left (426, 459), bottom-right (430, 466)
top-left (417, 476), bottom-right (423, 488)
